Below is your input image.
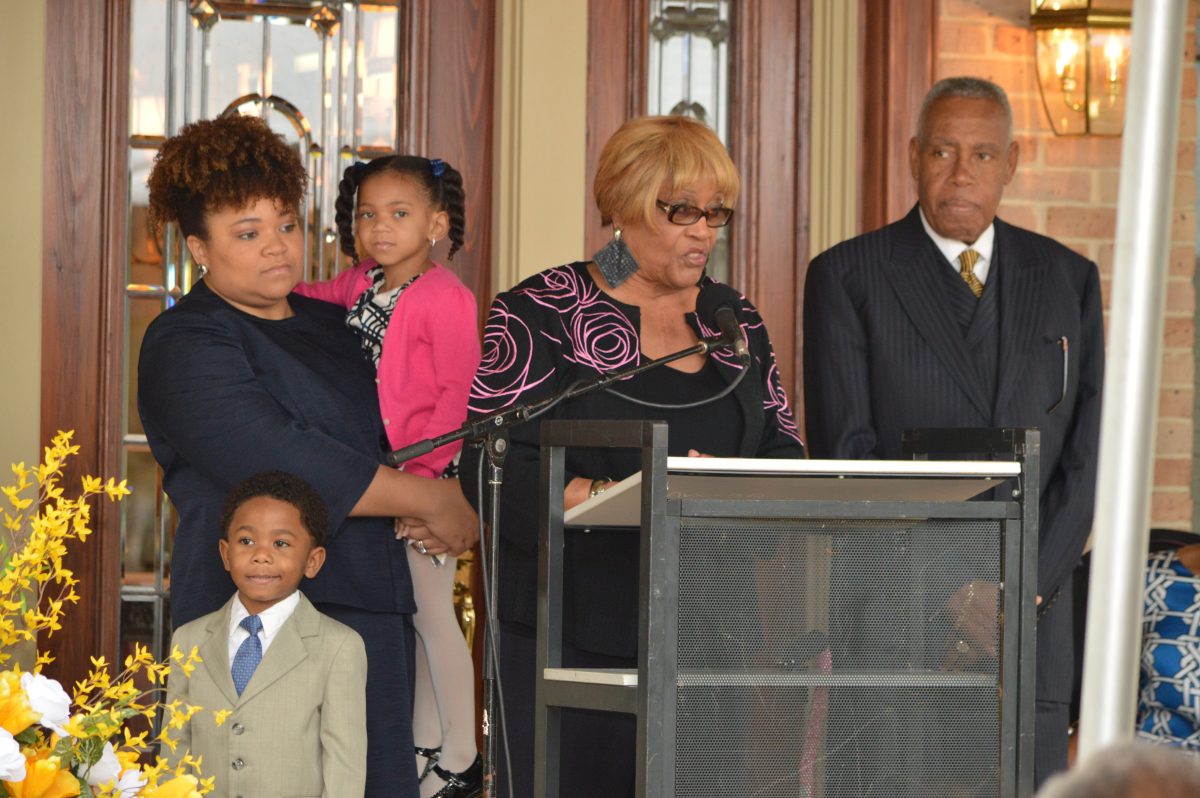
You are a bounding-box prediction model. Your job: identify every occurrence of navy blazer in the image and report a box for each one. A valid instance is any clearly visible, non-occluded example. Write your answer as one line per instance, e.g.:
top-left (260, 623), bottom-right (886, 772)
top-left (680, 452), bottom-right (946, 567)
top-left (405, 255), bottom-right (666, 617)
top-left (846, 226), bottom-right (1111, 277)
top-left (803, 206), bottom-right (1104, 703)
top-left (138, 281), bottom-right (414, 629)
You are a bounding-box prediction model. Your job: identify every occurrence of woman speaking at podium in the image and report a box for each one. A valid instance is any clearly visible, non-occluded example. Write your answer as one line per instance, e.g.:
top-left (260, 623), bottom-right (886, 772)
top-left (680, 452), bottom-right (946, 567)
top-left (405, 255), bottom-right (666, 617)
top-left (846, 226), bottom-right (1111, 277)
top-left (462, 115), bottom-right (804, 797)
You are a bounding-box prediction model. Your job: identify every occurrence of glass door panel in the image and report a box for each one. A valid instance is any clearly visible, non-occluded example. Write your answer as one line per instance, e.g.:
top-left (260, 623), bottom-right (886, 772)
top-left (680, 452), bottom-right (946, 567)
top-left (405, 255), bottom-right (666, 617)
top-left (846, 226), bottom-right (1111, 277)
top-left (647, 0), bottom-right (733, 280)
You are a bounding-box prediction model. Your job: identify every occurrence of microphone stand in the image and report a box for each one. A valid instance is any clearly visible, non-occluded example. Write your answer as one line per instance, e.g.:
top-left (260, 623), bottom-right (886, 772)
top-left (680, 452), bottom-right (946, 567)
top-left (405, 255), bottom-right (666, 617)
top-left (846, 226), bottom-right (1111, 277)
top-left (389, 332), bottom-right (735, 797)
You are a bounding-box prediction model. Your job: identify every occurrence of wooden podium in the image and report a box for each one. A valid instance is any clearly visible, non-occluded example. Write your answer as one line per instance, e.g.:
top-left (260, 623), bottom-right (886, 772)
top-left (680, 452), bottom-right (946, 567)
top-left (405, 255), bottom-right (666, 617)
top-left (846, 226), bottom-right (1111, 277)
top-left (533, 421), bottom-right (1039, 798)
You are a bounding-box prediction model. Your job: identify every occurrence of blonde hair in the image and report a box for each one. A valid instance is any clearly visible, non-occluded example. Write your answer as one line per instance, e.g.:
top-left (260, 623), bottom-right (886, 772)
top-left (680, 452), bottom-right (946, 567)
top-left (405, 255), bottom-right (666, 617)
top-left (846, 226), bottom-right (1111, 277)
top-left (593, 115), bottom-right (739, 228)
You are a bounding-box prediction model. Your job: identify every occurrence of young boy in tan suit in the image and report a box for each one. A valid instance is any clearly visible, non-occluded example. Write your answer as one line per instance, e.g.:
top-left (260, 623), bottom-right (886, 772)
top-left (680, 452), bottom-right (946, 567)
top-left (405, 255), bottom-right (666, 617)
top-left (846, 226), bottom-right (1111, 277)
top-left (167, 471), bottom-right (368, 798)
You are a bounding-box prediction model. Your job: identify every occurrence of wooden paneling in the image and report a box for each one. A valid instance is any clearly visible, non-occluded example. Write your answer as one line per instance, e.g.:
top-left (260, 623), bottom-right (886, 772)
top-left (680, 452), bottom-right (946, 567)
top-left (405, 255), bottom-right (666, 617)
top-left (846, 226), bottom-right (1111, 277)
top-left (40, 0), bottom-right (129, 685)
top-left (426, 0), bottom-right (495, 316)
top-left (584, 0), bottom-right (649, 258)
top-left (859, 0), bottom-right (937, 233)
top-left (729, 0), bottom-right (811, 437)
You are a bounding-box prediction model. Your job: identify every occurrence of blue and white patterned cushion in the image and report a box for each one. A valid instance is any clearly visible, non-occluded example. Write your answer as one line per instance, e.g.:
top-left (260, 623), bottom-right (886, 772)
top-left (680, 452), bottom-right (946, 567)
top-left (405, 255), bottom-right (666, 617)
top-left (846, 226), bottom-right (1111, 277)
top-left (1138, 549), bottom-right (1200, 749)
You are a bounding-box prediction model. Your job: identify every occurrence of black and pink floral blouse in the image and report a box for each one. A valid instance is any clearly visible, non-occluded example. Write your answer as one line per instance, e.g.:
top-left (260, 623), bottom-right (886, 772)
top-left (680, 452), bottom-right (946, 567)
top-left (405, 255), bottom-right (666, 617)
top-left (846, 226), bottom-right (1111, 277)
top-left (461, 261), bottom-right (804, 656)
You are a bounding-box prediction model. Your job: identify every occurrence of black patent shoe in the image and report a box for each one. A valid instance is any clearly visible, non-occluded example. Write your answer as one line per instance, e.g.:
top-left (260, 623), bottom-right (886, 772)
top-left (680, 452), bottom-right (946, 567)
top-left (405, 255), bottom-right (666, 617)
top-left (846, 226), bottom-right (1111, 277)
top-left (428, 753), bottom-right (483, 798)
top-left (415, 745), bottom-right (441, 782)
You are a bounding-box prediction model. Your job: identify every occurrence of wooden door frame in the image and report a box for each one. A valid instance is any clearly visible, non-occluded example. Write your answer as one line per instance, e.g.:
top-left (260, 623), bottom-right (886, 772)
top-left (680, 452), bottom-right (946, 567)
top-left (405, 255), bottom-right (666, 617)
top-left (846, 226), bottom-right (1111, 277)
top-left (40, 0), bottom-right (494, 686)
top-left (859, 0), bottom-right (937, 233)
top-left (41, 0), bottom-right (129, 686)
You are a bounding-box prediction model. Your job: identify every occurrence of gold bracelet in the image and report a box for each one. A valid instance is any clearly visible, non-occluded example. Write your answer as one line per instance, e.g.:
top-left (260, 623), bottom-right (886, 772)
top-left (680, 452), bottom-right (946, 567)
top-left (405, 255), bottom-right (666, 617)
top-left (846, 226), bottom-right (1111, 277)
top-left (588, 478), bottom-right (610, 498)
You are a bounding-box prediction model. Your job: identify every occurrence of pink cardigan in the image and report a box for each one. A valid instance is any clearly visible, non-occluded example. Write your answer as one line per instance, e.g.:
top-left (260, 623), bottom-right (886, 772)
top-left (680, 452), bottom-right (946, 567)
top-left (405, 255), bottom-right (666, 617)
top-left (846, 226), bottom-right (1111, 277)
top-left (296, 262), bottom-right (481, 478)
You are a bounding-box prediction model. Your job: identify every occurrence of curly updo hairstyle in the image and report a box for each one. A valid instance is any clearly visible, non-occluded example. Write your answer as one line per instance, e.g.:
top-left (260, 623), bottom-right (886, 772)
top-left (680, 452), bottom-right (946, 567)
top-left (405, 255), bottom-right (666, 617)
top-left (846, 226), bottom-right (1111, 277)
top-left (146, 114), bottom-right (308, 240)
top-left (334, 155), bottom-right (466, 263)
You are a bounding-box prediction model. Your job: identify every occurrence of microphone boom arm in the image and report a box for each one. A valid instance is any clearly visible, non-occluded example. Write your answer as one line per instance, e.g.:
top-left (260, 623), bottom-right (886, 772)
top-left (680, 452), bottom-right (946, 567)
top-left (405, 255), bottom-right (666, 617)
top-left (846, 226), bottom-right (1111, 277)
top-left (387, 333), bottom-right (728, 466)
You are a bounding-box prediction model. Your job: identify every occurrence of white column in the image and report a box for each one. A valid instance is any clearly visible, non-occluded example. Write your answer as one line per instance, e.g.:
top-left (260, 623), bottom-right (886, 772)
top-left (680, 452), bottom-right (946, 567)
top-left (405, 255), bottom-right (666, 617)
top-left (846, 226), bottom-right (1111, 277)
top-left (1077, 0), bottom-right (1188, 760)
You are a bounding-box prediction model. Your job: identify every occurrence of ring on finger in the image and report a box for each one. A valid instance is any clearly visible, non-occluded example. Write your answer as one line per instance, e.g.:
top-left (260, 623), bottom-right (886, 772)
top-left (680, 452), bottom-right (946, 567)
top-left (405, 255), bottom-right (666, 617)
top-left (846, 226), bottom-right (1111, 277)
top-left (416, 540), bottom-right (428, 555)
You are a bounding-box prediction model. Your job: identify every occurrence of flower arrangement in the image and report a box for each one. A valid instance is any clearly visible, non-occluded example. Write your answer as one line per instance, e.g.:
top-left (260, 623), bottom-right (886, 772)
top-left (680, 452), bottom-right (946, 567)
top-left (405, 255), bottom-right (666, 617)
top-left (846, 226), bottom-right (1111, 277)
top-left (0, 431), bottom-right (212, 797)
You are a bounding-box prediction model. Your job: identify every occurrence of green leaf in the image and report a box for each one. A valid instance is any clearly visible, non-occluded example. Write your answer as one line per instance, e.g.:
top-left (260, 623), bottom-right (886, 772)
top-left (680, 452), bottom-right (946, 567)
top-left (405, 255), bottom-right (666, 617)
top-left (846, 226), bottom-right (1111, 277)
top-left (13, 726), bottom-right (38, 746)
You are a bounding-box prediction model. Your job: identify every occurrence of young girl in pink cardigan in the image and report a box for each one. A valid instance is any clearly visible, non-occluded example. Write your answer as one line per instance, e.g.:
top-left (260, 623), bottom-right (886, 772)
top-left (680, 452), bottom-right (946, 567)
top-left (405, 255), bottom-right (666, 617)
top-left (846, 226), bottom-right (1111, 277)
top-left (297, 155), bottom-right (482, 798)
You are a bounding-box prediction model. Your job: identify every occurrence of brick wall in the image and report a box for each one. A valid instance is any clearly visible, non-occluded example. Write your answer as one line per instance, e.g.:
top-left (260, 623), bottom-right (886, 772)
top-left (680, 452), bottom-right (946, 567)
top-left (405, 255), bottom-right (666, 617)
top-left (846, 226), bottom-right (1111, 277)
top-left (939, 0), bottom-right (1198, 529)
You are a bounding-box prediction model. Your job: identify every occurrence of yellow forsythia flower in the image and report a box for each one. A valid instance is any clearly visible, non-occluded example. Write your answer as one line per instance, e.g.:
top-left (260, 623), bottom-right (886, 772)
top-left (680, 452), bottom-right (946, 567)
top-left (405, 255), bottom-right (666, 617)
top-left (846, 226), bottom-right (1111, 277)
top-left (0, 671), bottom-right (39, 734)
top-left (3, 749), bottom-right (80, 798)
top-left (141, 774), bottom-right (202, 798)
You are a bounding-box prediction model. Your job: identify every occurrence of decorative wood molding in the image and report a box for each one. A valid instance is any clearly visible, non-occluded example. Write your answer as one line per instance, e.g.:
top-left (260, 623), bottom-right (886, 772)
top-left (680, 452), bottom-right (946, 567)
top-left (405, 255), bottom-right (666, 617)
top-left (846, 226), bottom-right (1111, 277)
top-left (41, 0), bottom-right (129, 684)
top-left (858, 0), bottom-right (937, 233)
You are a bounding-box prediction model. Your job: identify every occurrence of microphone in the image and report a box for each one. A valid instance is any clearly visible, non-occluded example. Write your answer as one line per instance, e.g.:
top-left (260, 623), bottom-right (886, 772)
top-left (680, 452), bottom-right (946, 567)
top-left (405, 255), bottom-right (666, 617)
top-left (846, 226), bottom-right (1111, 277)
top-left (696, 283), bottom-right (750, 364)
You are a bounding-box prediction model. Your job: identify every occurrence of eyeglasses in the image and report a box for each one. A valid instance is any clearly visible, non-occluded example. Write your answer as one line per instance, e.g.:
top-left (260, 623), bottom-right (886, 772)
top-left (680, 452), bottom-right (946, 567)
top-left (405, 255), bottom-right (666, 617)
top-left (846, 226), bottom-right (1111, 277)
top-left (655, 200), bottom-right (735, 228)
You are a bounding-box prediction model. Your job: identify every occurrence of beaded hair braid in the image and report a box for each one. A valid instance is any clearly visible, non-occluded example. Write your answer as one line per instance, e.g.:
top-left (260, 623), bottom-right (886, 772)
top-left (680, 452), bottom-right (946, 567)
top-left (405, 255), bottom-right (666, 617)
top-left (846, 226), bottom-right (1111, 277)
top-left (334, 155), bottom-right (467, 264)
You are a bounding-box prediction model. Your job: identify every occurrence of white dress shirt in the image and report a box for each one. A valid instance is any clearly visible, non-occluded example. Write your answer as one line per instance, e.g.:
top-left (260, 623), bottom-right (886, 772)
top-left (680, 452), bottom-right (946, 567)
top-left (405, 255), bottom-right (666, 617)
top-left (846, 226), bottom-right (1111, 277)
top-left (919, 208), bottom-right (996, 287)
top-left (227, 590), bottom-right (301, 664)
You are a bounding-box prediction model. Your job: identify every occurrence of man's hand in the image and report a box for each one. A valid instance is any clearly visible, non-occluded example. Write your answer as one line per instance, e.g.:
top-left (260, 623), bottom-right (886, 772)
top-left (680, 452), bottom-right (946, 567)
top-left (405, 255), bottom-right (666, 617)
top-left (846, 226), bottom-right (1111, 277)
top-left (941, 580), bottom-right (999, 668)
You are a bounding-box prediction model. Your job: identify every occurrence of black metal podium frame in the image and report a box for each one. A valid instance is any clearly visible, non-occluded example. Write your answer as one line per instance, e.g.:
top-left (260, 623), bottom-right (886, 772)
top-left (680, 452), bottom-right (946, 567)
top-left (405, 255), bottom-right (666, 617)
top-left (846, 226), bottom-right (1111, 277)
top-left (533, 421), bottom-right (1040, 798)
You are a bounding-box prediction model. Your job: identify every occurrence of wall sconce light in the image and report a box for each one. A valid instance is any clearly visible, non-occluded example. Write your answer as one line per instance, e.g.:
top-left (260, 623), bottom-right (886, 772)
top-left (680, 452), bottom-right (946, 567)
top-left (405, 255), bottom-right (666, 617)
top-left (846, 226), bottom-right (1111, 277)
top-left (1031, 1), bottom-right (1133, 136)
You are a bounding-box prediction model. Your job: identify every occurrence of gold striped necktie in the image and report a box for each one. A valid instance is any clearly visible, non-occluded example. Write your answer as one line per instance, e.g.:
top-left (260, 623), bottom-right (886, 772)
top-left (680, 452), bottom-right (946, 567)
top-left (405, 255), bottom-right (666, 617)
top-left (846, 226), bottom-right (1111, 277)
top-left (958, 248), bottom-right (984, 298)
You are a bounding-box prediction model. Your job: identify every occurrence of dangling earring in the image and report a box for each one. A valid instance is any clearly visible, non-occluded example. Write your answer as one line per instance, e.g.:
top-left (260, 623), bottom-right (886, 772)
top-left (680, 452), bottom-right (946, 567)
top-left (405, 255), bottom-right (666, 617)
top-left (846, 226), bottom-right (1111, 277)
top-left (430, 237), bottom-right (438, 248)
top-left (593, 227), bottom-right (639, 287)
top-left (197, 263), bottom-right (208, 278)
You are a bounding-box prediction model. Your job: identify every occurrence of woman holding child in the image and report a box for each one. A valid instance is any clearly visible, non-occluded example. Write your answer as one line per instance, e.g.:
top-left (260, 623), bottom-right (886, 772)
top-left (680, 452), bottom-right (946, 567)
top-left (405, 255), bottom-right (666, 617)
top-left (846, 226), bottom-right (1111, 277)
top-left (138, 114), bottom-right (478, 798)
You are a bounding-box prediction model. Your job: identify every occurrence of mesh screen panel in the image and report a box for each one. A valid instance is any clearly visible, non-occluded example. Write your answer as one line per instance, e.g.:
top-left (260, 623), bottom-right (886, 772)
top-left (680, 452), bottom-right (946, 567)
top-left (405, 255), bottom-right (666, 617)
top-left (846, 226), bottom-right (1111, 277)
top-left (675, 518), bottom-right (1004, 797)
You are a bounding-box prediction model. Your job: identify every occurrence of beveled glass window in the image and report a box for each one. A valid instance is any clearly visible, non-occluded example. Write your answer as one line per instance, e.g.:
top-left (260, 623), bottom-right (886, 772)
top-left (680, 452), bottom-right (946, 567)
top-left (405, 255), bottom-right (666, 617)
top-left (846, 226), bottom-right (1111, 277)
top-left (647, 0), bottom-right (733, 279)
top-left (123, 0), bottom-right (404, 661)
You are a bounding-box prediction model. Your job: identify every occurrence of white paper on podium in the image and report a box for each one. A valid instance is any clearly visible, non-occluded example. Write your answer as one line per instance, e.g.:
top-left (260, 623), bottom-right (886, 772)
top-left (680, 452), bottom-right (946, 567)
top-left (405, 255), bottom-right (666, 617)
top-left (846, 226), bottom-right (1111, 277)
top-left (563, 457), bottom-right (1022, 528)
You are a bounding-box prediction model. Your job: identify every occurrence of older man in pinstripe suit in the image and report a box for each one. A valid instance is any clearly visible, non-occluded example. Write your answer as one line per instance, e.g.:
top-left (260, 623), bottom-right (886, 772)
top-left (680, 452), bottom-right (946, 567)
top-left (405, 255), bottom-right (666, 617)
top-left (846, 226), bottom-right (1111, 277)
top-left (803, 76), bottom-right (1104, 787)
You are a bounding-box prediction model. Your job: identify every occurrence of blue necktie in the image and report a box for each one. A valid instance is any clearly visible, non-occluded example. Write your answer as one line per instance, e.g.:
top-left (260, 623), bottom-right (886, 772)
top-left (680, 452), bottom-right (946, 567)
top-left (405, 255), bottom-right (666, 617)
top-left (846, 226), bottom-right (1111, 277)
top-left (231, 614), bottom-right (263, 696)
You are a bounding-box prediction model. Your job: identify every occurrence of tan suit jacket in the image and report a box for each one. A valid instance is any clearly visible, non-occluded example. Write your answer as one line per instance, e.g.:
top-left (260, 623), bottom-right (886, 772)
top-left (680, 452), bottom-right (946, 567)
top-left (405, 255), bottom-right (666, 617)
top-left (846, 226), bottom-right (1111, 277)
top-left (166, 593), bottom-right (368, 798)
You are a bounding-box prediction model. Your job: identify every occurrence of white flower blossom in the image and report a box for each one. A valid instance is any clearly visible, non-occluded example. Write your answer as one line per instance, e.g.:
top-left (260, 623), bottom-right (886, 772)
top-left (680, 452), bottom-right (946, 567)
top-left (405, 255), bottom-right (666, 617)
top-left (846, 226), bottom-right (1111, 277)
top-left (19, 672), bottom-right (70, 735)
top-left (85, 742), bottom-right (145, 796)
top-left (0, 728), bottom-right (25, 782)
top-left (85, 743), bottom-right (121, 788)
top-left (112, 767), bottom-right (148, 796)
